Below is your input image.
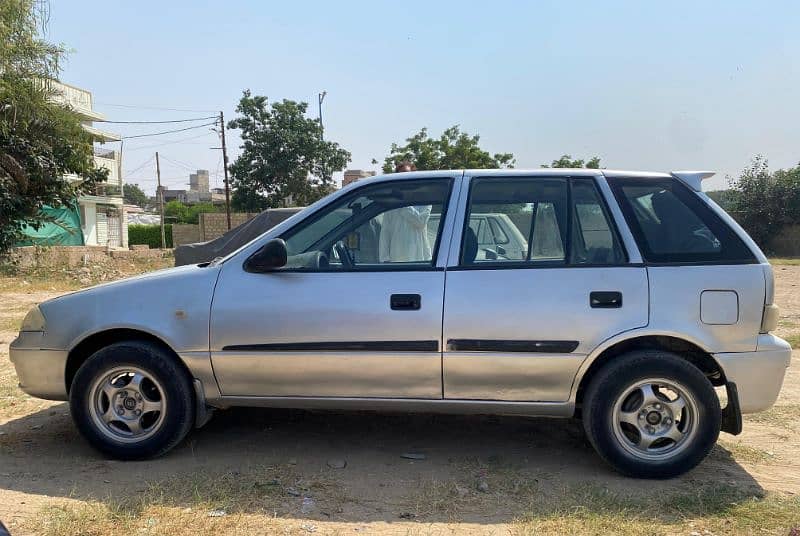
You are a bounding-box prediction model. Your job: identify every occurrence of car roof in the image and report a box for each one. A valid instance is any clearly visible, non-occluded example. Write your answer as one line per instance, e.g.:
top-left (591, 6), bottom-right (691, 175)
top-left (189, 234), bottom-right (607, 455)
top-left (346, 168), bottom-right (706, 191)
top-left (358, 168), bottom-right (674, 182)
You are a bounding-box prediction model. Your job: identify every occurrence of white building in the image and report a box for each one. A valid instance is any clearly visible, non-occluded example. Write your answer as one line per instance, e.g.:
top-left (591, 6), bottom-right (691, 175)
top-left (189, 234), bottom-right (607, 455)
top-left (50, 81), bottom-right (127, 247)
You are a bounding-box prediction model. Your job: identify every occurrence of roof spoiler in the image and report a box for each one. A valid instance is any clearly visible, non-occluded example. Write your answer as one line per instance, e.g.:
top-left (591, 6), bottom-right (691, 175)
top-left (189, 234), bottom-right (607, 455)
top-left (671, 170), bottom-right (715, 191)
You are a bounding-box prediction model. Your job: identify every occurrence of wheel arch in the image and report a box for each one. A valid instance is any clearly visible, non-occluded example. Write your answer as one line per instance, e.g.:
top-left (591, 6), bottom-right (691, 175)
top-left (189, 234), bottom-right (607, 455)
top-left (65, 328), bottom-right (192, 395)
top-left (572, 333), bottom-right (725, 414)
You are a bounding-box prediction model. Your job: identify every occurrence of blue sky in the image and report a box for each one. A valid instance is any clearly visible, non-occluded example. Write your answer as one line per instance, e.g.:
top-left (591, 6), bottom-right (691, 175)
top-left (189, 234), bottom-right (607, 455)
top-left (49, 1), bottom-right (800, 193)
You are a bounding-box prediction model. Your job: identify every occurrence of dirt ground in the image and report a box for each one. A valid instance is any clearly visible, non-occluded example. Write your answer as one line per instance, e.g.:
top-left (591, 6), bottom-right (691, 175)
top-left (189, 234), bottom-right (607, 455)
top-left (0, 262), bottom-right (799, 534)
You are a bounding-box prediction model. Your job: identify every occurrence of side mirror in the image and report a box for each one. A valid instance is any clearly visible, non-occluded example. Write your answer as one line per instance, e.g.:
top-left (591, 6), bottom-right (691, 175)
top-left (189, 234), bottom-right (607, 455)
top-left (244, 238), bottom-right (288, 272)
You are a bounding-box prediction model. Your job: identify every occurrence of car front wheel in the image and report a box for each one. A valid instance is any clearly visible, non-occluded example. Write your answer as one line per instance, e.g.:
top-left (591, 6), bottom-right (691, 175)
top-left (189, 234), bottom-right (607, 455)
top-left (582, 350), bottom-right (721, 478)
top-left (69, 341), bottom-right (195, 459)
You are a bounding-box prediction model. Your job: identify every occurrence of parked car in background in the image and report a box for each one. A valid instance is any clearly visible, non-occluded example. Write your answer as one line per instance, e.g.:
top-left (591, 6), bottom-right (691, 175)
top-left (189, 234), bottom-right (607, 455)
top-left (10, 169), bottom-right (790, 478)
top-left (427, 213), bottom-right (529, 262)
top-left (173, 207), bottom-right (303, 266)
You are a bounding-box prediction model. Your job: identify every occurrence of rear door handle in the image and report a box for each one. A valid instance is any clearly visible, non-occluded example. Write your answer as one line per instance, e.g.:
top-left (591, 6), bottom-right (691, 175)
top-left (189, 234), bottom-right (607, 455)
top-left (391, 294), bottom-right (421, 310)
top-left (590, 291), bottom-right (622, 308)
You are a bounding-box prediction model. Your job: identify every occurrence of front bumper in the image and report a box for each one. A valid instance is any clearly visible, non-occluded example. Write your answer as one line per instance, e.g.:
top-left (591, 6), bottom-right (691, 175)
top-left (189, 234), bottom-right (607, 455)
top-left (9, 332), bottom-right (69, 401)
top-left (714, 334), bottom-right (792, 414)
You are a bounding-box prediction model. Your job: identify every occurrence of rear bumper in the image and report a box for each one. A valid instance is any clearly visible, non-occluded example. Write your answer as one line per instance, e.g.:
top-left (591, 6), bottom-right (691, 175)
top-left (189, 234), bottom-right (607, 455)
top-left (714, 334), bottom-right (792, 413)
top-left (9, 333), bottom-right (69, 401)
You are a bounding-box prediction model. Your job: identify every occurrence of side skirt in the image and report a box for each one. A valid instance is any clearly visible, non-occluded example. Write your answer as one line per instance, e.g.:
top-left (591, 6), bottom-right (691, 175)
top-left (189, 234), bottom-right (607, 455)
top-left (207, 396), bottom-right (575, 418)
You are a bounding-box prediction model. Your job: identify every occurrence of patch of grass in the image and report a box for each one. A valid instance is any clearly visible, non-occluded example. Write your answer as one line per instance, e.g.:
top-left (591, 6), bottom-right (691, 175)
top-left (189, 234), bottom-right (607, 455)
top-left (0, 315), bottom-right (22, 332)
top-left (715, 441), bottom-right (774, 464)
top-left (514, 485), bottom-right (800, 536)
top-left (0, 362), bottom-right (31, 412)
top-left (30, 502), bottom-right (284, 536)
top-left (769, 257), bottom-right (800, 265)
top-left (26, 480), bottom-right (800, 536)
top-left (28, 466), bottom-right (350, 536)
top-left (402, 457), bottom-right (545, 520)
top-left (746, 404), bottom-right (800, 430)
top-left (0, 273), bottom-right (80, 293)
top-left (149, 466), bottom-right (348, 514)
top-left (0, 302), bottom-right (30, 332)
top-left (785, 332), bottom-right (800, 349)
top-left (0, 255), bottom-right (174, 293)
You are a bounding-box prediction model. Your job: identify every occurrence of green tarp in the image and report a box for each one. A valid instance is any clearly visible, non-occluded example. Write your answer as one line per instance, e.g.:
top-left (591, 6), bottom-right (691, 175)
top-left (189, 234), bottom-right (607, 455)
top-left (16, 203), bottom-right (84, 246)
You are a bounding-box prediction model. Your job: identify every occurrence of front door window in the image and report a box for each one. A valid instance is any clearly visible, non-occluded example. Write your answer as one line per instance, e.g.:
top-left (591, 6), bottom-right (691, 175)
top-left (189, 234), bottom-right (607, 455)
top-left (281, 179), bottom-right (453, 270)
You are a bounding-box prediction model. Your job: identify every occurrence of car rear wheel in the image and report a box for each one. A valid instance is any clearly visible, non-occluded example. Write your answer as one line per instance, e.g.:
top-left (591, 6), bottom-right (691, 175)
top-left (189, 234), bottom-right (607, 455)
top-left (582, 350), bottom-right (720, 478)
top-left (70, 341), bottom-right (195, 459)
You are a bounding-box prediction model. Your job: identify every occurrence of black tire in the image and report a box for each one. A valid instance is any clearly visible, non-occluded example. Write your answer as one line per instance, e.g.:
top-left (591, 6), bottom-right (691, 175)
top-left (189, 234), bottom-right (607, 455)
top-left (69, 340), bottom-right (195, 460)
top-left (582, 350), bottom-right (720, 478)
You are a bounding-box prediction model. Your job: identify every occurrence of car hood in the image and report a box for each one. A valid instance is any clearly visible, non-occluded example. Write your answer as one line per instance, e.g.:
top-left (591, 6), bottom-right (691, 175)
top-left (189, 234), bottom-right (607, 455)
top-left (48, 263), bottom-right (213, 302)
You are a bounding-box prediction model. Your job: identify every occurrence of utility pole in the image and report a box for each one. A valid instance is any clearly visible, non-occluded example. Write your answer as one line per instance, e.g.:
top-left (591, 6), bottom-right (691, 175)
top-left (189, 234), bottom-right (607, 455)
top-left (219, 111), bottom-right (232, 230)
top-left (155, 151), bottom-right (166, 249)
top-left (318, 91), bottom-right (326, 140)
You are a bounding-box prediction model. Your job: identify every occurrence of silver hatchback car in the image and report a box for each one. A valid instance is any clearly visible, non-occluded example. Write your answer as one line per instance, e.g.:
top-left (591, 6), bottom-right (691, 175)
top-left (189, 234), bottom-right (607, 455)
top-left (10, 169), bottom-right (791, 478)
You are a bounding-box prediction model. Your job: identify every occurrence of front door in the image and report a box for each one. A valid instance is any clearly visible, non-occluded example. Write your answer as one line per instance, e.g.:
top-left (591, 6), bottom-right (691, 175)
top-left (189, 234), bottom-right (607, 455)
top-left (210, 176), bottom-right (458, 398)
top-left (442, 174), bottom-right (649, 402)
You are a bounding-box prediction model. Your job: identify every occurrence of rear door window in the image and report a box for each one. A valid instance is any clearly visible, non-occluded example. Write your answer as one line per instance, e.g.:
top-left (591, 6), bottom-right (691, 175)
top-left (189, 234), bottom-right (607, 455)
top-left (608, 177), bottom-right (756, 264)
top-left (461, 177), bottom-right (567, 265)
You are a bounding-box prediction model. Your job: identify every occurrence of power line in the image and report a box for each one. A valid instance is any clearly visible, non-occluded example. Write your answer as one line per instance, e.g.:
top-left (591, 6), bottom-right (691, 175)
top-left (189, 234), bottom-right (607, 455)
top-left (95, 101), bottom-right (218, 113)
top-left (97, 115), bottom-right (217, 124)
top-left (120, 121), bottom-right (217, 140)
top-left (123, 131), bottom-right (217, 152)
top-left (124, 155), bottom-right (155, 177)
top-left (159, 154), bottom-right (203, 172)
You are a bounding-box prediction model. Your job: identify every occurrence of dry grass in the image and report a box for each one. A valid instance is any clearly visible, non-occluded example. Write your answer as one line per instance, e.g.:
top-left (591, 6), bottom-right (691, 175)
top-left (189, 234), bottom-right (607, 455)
top-left (0, 254), bottom-right (173, 293)
top-left (400, 457), bottom-right (545, 521)
top-left (28, 466), bottom-right (351, 536)
top-left (715, 441), bottom-right (775, 464)
top-left (28, 483), bottom-right (800, 536)
top-left (0, 316), bottom-right (21, 332)
top-left (0, 356), bottom-right (40, 414)
top-left (514, 484), bottom-right (800, 536)
top-left (770, 257), bottom-right (800, 266)
top-left (0, 302), bottom-right (30, 333)
top-left (785, 332), bottom-right (800, 349)
top-left (746, 404), bottom-right (800, 431)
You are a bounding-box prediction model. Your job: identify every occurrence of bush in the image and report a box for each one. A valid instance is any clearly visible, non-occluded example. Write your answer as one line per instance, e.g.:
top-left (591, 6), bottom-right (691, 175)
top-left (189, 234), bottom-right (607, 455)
top-left (729, 156), bottom-right (800, 250)
top-left (128, 224), bottom-right (172, 248)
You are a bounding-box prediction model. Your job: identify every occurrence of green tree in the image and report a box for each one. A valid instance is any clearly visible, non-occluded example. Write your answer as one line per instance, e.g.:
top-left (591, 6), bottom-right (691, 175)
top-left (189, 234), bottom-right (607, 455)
top-left (164, 200), bottom-right (219, 224)
top-left (705, 189), bottom-right (738, 212)
top-left (0, 0), bottom-right (107, 254)
top-left (123, 183), bottom-right (148, 207)
top-left (728, 156), bottom-right (800, 249)
top-left (228, 91), bottom-right (351, 210)
top-left (164, 200), bottom-right (189, 223)
top-left (186, 202), bottom-right (218, 224)
top-left (542, 155), bottom-right (602, 169)
top-left (382, 126), bottom-right (515, 173)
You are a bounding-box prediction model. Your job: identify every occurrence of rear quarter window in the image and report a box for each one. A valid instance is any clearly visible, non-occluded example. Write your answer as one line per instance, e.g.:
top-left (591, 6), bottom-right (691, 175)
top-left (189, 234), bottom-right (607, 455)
top-left (608, 177), bottom-right (756, 264)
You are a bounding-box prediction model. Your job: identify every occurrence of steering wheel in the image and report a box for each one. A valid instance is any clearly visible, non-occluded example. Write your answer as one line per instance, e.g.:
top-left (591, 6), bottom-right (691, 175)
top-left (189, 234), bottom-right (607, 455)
top-left (333, 241), bottom-right (354, 269)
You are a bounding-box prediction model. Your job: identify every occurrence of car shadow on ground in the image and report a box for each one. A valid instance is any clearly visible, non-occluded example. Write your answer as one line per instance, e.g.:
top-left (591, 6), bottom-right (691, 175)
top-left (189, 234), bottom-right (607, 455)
top-left (0, 403), bottom-right (763, 524)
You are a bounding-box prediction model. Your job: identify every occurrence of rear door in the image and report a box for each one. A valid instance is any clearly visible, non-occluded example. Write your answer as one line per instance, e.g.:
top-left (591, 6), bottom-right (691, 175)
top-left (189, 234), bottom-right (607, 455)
top-left (442, 173), bottom-right (649, 402)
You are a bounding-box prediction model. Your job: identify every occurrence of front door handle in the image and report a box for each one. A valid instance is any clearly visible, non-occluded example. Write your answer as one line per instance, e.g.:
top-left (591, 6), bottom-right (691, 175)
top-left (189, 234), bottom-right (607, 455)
top-left (590, 291), bottom-right (622, 309)
top-left (391, 293), bottom-right (421, 311)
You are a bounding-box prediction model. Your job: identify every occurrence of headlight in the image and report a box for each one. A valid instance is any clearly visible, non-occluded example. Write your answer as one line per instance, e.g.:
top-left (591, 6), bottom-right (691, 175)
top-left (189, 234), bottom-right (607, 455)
top-left (21, 306), bottom-right (46, 332)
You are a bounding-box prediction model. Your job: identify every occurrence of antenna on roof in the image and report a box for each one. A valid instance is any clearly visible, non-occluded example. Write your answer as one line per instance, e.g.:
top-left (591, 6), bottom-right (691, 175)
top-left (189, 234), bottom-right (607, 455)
top-left (671, 170), bottom-right (715, 191)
